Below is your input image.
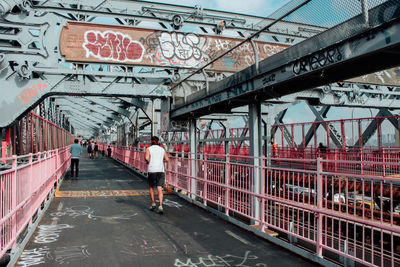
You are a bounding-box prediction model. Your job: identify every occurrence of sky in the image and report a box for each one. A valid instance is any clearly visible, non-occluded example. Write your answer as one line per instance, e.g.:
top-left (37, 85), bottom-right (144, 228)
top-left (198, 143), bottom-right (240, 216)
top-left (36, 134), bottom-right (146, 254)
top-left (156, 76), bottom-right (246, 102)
top-left (141, 0), bottom-right (291, 18)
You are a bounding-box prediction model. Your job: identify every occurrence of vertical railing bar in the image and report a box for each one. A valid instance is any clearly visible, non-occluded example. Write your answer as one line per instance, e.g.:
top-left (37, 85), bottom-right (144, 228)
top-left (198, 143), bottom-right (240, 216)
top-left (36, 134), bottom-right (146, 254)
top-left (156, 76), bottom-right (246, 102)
top-left (316, 157), bottom-right (323, 257)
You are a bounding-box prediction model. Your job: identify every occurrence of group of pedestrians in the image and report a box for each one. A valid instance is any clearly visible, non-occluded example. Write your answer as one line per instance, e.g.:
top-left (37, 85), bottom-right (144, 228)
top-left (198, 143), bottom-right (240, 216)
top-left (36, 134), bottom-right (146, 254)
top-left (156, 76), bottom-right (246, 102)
top-left (69, 140), bottom-right (113, 178)
top-left (69, 136), bottom-right (169, 215)
top-left (87, 141), bottom-right (99, 159)
top-left (85, 141), bottom-right (113, 159)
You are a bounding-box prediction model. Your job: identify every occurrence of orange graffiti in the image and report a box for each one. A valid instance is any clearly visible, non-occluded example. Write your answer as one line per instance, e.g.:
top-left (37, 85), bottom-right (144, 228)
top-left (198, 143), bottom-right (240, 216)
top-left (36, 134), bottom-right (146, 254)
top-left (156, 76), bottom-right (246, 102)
top-left (17, 83), bottom-right (47, 106)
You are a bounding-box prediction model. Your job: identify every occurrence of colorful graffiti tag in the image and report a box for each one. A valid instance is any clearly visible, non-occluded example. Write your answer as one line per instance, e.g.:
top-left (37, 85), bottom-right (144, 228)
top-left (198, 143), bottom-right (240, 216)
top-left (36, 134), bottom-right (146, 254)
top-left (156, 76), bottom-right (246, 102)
top-left (60, 22), bottom-right (288, 72)
top-left (83, 30), bottom-right (144, 62)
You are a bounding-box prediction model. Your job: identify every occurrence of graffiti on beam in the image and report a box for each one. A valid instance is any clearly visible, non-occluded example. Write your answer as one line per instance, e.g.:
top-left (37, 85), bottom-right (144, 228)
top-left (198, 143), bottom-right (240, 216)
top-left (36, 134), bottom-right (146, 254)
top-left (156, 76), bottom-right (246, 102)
top-left (158, 32), bottom-right (202, 61)
top-left (83, 30), bottom-right (144, 62)
top-left (60, 22), bottom-right (288, 72)
top-left (17, 83), bottom-right (47, 106)
top-left (347, 67), bottom-right (400, 86)
top-left (292, 46), bottom-right (342, 75)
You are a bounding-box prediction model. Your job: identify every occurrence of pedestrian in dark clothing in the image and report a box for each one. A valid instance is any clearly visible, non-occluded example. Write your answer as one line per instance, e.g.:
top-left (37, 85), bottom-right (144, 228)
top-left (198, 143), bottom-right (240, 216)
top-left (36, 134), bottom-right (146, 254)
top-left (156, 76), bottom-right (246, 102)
top-left (102, 150), bottom-right (105, 157)
top-left (107, 146), bottom-right (112, 157)
top-left (318, 142), bottom-right (327, 158)
top-left (94, 142), bottom-right (99, 159)
top-left (87, 141), bottom-right (93, 158)
top-left (69, 139), bottom-right (82, 178)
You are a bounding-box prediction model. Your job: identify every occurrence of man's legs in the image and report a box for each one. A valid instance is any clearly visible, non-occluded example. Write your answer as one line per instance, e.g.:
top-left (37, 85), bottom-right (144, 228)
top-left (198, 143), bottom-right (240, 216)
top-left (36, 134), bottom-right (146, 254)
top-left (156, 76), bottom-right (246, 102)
top-left (148, 173), bottom-right (156, 210)
top-left (71, 159), bottom-right (78, 177)
top-left (157, 186), bottom-right (163, 207)
top-left (75, 159), bottom-right (79, 177)
top-left (149, 186), bottom-right (155, 205)
top-left (157, 173), bottom-right (165, 213)
top-left (70, 160), bottom-right (75, 177)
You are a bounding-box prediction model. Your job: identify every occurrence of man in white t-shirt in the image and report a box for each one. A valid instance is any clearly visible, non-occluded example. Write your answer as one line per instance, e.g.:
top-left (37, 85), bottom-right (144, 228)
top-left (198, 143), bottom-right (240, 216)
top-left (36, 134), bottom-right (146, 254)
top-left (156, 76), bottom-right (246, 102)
top-left (145, 136), bottom-right (169, 214)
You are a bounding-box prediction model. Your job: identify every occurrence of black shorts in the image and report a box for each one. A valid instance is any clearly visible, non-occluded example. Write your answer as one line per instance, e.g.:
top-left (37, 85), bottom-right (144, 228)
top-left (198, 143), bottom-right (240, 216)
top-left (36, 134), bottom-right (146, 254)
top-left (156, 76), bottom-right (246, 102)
top-left (148, 172), bottom-right (165, 187)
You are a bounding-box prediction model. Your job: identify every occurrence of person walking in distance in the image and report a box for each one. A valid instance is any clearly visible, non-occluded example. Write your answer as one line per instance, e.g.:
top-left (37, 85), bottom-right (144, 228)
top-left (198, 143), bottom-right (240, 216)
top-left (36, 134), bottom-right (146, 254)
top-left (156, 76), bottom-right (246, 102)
top-left (107, 146), bottom-right (112, 157)
top-left (145, 136), bottom-right (169, 214)
top-left (87, 141), bottom-right (92, 159)
top-left (69, 139), bottom-right (82, 178)
top-left (271, 139), bottom-right (278, 158)
top-left (94, 142), bottom-right (99, 159)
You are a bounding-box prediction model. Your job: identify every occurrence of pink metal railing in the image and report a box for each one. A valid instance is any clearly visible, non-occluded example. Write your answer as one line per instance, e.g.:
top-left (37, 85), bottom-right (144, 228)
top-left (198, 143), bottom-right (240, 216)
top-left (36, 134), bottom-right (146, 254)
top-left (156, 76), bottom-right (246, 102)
top-left (0, 147), bottom-right (70, 259)
top-left (111, 146), bottom-right (400, 266)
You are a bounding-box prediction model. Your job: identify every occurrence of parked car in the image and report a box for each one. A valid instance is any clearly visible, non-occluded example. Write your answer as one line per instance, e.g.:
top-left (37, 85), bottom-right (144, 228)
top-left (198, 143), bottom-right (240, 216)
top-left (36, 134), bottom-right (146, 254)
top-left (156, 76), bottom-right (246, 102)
top-left (356, 200), bottom-right (380, 211)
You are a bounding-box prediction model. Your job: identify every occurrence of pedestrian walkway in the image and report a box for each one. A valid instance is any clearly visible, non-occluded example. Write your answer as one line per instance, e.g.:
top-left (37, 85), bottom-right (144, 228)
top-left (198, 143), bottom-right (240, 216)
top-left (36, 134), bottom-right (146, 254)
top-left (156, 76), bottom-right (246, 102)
top-left (14, 152), bottom-right (318, 266)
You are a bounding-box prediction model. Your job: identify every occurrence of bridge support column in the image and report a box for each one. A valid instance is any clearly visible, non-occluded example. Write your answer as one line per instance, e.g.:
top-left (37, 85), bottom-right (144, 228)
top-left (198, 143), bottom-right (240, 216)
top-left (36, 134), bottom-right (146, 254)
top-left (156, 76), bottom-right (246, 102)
top-left (151, 99), bottom-right (155, 136)
top-left (249, 101), bottom-right (262, 225)
top-left (189, 119), bottom-right (197, 199)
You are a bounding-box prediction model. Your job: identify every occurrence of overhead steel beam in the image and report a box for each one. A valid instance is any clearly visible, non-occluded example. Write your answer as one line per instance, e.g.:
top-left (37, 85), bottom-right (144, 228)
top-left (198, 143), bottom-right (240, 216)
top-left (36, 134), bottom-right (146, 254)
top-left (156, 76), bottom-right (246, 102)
top-left (63, 108), bottom-right (108, 128)
top-left (268, 84), bottom-right (400, 109)
top-left (68, 117), bottom-right (99, 131)
top-left (117, 97), bottom-right (147, 110)
top-left (0, 0), bottom-right (321, 131)
top-left (28, 0), bottom-right (321, 41)
top-left (82, 97), bottom-right (131, 118)
top-left (55, 97), bottom-right (122, 122)
top-left (170, 2), bottom-right (400, 119)
top-left (0, 74), bottom-right (170, 127)
top-left (59, 106), bottom-right (112, 127)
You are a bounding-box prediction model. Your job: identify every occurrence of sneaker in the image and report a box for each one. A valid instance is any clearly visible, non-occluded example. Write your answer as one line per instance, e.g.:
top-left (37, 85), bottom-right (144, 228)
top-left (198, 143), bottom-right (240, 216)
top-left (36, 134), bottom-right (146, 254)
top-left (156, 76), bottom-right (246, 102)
top-left (158, 206), bottom-right (163, 214)
top-left (149, 204), bottom-right (156, 211)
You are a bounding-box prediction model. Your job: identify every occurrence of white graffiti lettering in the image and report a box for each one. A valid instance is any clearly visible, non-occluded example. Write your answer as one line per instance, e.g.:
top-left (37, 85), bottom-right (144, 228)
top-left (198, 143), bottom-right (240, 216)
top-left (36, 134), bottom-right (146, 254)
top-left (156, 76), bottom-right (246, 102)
top-left (214, 39), bottom-right (231, 51)
top-left (174, 251), bottom-right (267, 267)
top-left (50, 205), bottom-right (137, 220)
top-left (263, 44), bottom-right (285, 57)
top-left (163, 199), bottom-right (183, 208)
top-left (159, 32), bottom-right (202, 61)
top-left (17, 247), bottom-right (51, 267)
top-left (54, 245), bottom-right (90, 264)
top-left (34, 224), bottom-right (74, 244)
top-left (83, 30), bottom-right (144, 63)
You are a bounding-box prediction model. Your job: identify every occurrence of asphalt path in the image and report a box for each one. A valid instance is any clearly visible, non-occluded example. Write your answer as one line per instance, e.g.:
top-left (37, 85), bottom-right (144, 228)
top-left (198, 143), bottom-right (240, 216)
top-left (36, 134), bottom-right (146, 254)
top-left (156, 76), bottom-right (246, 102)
top-left (16, 152), bottom-right (318, 267)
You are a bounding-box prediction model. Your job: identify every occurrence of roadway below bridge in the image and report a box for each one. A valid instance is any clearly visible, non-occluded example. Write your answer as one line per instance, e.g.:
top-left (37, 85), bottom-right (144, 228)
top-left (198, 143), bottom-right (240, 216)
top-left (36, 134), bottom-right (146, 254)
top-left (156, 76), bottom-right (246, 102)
top-left (11, 151), bottom-right (317, 267)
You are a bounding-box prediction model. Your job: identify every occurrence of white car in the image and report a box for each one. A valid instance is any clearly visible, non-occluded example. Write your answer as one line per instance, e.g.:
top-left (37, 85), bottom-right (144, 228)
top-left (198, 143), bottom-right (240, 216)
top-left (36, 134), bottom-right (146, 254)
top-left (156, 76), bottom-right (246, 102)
top-left (333, 193), bottom-right (346, 204)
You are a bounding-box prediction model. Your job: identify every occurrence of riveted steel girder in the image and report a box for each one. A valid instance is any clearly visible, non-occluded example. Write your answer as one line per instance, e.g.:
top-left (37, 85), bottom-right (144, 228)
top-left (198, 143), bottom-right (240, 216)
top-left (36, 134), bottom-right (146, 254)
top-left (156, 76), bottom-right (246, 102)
top-left (268, 84), bottom-right (400, 109)
top-left (81, 97), bottom-right (131, 118)
top-left (0, 73), bottom-right (168, 127)
top-left (55, 97), bottom-right (122, 122)
top-left (68, 117), bottom-right (101, 131)
top-left (58, 105), bottom-right (112, 127)
top-left (0, 0), bottom-right (325, 136)
top-left (170, 2), bottom-right (400, 119)
top-left (63, 107), bottom-right (109, 127)
top-left (25, 0), bottom-right (322, 41)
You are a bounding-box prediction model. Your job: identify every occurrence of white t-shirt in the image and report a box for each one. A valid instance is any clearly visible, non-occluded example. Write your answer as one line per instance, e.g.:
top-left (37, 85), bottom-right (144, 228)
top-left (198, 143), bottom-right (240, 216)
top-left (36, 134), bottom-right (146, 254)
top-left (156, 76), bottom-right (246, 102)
top-left (148, 145), bottom-right (165, 173)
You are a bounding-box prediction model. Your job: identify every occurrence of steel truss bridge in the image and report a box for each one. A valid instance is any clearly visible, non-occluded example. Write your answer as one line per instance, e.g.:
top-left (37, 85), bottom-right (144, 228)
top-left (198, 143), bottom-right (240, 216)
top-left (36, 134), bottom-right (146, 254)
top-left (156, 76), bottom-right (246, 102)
top-left (1, 0), bottom-right (400, 266)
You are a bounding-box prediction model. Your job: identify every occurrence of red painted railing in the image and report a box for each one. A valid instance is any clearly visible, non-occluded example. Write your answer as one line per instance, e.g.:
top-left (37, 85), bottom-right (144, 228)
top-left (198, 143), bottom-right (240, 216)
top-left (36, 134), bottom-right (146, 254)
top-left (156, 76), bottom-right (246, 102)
top-left (111, 146), bottom-right (400, 266)
top-left (0, 147), bottom-right (70, 259)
